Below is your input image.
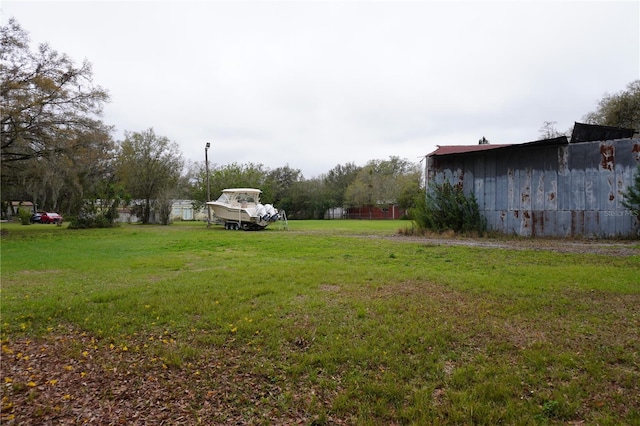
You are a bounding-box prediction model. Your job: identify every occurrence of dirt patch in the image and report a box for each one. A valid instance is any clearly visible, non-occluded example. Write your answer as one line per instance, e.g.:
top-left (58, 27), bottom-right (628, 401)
top-left (0, 330), bottom-right (334, 425)
top-left (319, 284), bottom-right (341, 292)
top-left (384, 234), bottom-right (640, 256)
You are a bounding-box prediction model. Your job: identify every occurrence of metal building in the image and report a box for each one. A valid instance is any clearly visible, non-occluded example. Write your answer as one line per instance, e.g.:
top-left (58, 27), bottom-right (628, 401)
top-left (426, 124), bottom-right (640, 237)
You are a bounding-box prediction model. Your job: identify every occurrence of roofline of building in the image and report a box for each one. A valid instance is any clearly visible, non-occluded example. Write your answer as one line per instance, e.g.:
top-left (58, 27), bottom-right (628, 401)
top-left (427, 136), bottom-right (570, 157)
top-left (427, 121), bottom-right (638, 158)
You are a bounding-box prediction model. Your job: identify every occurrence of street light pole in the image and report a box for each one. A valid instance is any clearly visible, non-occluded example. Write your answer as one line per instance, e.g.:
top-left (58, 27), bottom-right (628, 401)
top-left (205, 142), bottom-right (211, 228)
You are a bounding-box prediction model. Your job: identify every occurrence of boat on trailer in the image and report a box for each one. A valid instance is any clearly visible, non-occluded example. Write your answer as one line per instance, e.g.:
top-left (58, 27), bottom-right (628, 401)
top-left (206, 188), bottom-right (280, 230)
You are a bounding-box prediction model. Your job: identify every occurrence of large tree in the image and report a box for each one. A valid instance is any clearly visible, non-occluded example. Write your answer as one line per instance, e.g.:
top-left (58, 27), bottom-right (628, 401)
top-left (208, 162), bottom-right (269, 199)
top-left (323, 162), bottom-right (361, 208)
top-left (264, 164), bottom-right (303, 208)
top-left (116, 128), bottom-right (184, 224)
top-left (346, 157), bottom-right (421, 209)
top-left (1, 18), bottom-right (113, 212)
top-left (583, 80), bottom-right (640, 130)
top-left (286, 177), bottom-right (328, 219)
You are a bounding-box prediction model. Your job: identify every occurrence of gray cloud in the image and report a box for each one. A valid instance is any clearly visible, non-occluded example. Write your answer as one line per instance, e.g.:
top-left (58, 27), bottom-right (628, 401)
top-left (3, 0), bottom-right (638, 177)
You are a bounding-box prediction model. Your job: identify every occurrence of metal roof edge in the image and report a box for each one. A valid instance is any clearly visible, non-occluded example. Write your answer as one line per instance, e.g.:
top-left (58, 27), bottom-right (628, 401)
top-left (427, 136), bottom-right (569, 157)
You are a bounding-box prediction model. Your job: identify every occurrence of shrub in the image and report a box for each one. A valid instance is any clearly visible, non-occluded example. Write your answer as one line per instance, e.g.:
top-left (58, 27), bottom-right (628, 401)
top-left (410, 182), bottom-right (486, 234)
top-left (68, 200), bottom-right (118, 229)
top-left (622, 165), bottom-right (640, 218)
top-left (17, 208), bottom-right (32, 225)
top-left (68, 182), bottom-right (127, 229)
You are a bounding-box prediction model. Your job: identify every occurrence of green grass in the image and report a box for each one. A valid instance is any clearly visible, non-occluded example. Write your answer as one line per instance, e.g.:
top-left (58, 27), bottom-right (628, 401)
top-left (1, 220), bottom-right (639, 424)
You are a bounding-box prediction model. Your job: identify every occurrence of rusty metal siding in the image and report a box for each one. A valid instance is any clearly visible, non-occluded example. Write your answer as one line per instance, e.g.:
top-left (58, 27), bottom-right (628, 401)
top-left (545, 169), bottom-right (558, 211)
top-left (495, 156), bottom-right (509, 211)
top-left (428, 138), bottom-right (640, 237)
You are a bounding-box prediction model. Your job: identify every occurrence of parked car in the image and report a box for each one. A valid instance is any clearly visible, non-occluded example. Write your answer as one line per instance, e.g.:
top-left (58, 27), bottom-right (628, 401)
top-left (32, 212), bottom-right (63, 224)
top-left (30, 213), bottom-right (42, 223)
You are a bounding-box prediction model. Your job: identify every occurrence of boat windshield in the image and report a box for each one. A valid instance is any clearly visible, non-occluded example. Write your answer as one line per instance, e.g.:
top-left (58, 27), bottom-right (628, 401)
top-left (215, 193), bottom-right (232, 203)
top-left (233, 192), bottom-right (258, 204)
top-left (216, 191), bottom-right (260, 206)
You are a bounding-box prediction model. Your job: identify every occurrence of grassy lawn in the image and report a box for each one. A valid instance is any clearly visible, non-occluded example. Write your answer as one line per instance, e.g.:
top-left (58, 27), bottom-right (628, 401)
top-left (1, 220), bottom-right (639, 424)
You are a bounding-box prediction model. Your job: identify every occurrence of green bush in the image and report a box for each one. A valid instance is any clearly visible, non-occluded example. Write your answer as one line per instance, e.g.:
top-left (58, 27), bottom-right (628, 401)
top-left (68, 182), bottom-right (127, 229)
top-left (410, 181), bottom-right (486, 234)
top-left (68, 200), bottom-right (118, 229)
top-left (17, 208), bottom-right (32, 225)
top-left (623, 165), bottom-right (640, 218)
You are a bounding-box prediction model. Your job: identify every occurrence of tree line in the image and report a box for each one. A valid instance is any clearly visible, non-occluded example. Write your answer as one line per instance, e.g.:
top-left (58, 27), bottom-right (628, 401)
top-left (1, 19), bottom-right (424, 224)
top-left (2, 19), bottom-right (639, 226)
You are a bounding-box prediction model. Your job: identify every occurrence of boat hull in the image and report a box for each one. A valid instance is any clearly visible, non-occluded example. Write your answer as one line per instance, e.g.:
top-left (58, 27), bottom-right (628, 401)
top-left (208, 202), bottom-right (270, 230)
top-left (206, 188), bottom-right (279, 230)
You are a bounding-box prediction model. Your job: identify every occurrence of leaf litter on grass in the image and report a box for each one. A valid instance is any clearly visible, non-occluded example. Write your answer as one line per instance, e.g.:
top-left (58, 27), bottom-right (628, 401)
top-left (2, 223), bottom-right (639, 424)
top-left (0, 325), bottom-right (346, 425)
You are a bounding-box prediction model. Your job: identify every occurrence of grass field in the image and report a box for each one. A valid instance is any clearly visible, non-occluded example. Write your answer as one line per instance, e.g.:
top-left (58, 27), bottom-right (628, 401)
top-left (1, 220), bottom-right (639, 425)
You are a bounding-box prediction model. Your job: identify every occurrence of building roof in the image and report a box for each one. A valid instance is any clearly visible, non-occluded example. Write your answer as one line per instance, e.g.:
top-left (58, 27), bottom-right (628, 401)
top-left (427, 136), bottom-right (570, 158)
top-left (570, 122), bottom-right (636, 143)
top-left (426, 144), bottom-right (512, 157)
top-left (427, 122), bottom-right (638, 159)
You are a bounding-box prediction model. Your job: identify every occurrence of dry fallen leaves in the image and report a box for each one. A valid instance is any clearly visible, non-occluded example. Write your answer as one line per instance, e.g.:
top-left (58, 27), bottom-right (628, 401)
top-left (1, 328), bottom-right (340, 425)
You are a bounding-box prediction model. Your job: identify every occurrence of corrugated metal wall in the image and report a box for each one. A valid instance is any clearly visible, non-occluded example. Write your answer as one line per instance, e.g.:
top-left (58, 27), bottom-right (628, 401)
top-left (428, 138), bottom-right (640, 237)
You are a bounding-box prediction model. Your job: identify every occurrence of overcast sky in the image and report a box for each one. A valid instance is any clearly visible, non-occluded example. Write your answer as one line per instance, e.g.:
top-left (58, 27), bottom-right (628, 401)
top-left (2, 1), bottom-right (639, 178)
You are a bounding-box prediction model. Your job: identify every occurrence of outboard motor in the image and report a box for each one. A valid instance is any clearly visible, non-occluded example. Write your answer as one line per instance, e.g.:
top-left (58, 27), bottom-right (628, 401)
top-left (256, 203), bottom-right (267, 220)
top-left (265, 204), bottom-right (279, 221)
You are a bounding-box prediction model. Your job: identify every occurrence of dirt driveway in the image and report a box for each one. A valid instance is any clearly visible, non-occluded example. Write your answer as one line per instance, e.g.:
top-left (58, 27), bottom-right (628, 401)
top-left (387, 234), bottom-right (640, 257)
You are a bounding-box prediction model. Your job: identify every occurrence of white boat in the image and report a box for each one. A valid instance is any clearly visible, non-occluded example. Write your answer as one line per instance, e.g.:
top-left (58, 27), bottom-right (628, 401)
top-left (206, 188), bottom-right (280, 230)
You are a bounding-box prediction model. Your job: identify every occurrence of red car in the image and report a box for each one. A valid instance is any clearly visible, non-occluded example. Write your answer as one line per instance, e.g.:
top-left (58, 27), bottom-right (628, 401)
top-left (34, 212), bottom-right (63, 224)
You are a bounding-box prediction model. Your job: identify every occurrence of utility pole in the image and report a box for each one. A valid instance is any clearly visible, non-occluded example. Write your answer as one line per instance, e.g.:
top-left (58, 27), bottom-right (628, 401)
top-left (205, 142), bottom-right (211, 228)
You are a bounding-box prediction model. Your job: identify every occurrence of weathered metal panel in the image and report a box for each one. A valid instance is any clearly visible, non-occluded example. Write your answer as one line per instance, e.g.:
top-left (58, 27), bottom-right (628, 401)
top-left (521, 210), bottom-right (532, 236)
top-left (494, 210), bottom-right (507, 233)
top-left (570, 169), bottom-right (586, 211)
top-left (599, 142), bottom-right (615, 215)
top-left (571, 122), bottom-right (635, 143)
top-left (600, 142), bottom-right (615, 172)
top-left (543, 210), bottom-right (556, 237)
top-left (488, 210), bottom-right (497, 233)
top-left (440, 167), bottom-right (453, 186)
top-left (556, 210), bottom-right (572, 237)
top-left (532, 168), bottom-right (545, 211)
top-left (558, 145), bottom-right (569, 173)
top-left (584, 168), bottom-right (598, 211)
top-left (520, 167), bottom-right (532, 212)
top-left (531, 210), bottom-right (544, 236)
top-left (599, 208), bottom-right (615, 237)
top-left (633, 142), bottom-right (640, 164)
top-left (507, 167), bottom-right (519, 211)
top-left (464, 160), bottom-right (475, 198)
top-left (570, 142), bottom-right (597, 169)
top-left (483, 210), bottom-right (495, 233)
top-left (604, 170), bottom-right (616, 210)
top-left (487, 156), bottom-right (497, 210)
top-left (599, 172), bottom-right (615, 219)
top-left (571, 210), bottom-right (584, 236)
top-left (613, 210), bottom-right (628, 237)
top-left (495, 155), bottom-right (509, 210)
top-left (507, 209), bottom-right (519, 235)
top-left (483, 170), bottom-right (495, 211)
top-left (545, 169), bottom-right (558, 211)
top-left (453, 166), bottom-right (464, 190)
top-left (616, 165), bottom-right (628, 209)
top-left (557, 148), bottom-right (571, 211)
top-left (584, 211), bottom-right (600, 237)
top-left (474, 156), bottom-right (487, 209)
top-left (612, 212), bottom-right (626, 236)
top-left (432, 138), bottom-right (638, 237)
